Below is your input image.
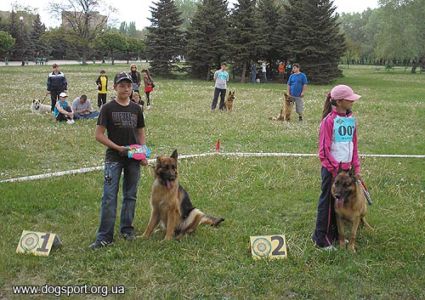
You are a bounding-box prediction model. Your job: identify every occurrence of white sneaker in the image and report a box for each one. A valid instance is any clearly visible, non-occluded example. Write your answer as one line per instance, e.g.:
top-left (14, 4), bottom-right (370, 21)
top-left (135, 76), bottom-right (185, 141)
top-left (320, 245), bottom-right (337, 251)
top-left (66, 119), bottom-right (75, 124)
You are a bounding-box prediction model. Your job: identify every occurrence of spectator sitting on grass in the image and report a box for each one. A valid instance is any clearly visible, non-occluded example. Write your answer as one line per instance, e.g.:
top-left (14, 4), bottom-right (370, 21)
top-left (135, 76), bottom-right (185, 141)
top-left (72, 94), bottom-right (99, 120)
top-left (53, 92), bottom-right (74, 124)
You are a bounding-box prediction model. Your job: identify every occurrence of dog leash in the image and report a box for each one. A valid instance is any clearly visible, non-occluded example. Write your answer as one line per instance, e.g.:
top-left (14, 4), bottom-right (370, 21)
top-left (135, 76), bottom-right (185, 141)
top-left (358, 179), bottom-right (373, 205)
top-left (40, 93), bottom-right (48, 104)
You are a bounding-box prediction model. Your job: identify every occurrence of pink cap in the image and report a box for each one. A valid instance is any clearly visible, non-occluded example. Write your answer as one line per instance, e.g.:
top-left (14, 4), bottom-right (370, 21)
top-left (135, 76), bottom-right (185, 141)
top-left (330, 85), bottom-right (361, 101)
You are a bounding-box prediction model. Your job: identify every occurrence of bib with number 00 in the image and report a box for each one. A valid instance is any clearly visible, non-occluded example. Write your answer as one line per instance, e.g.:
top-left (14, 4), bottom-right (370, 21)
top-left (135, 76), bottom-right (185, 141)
top-left (333, 116), bottom-right (356, 143)
top-left (16, 230), bottom-right (60, 256)
top-left (250, 234), bottom-right (287, 260)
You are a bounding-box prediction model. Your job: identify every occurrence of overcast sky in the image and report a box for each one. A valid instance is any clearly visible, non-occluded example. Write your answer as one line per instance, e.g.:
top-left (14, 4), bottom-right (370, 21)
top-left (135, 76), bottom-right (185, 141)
top-left (0, 0), bottom-right (379, 30)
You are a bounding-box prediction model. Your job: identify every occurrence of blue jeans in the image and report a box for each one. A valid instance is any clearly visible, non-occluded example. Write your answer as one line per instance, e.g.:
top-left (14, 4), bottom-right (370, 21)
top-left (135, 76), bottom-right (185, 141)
top-left (96, 160), bottom-right (141, 242)
top-left (74, 111), bottom-right (99, 120)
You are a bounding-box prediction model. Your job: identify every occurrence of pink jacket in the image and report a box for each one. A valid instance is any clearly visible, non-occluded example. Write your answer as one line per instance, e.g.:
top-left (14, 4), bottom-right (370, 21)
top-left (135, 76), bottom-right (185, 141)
top-left (318, 108), bottom-right (360, 177)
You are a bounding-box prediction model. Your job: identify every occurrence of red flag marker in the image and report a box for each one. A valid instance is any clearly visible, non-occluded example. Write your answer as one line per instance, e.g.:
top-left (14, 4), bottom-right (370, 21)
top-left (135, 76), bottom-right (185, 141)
top-left (215, 139), bottom-right (221, 152)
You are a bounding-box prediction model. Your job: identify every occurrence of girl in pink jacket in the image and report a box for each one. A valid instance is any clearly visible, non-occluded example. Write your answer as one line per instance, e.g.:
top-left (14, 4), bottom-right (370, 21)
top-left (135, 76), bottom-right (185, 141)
top-left (312, 85), bottom-right (361, 250)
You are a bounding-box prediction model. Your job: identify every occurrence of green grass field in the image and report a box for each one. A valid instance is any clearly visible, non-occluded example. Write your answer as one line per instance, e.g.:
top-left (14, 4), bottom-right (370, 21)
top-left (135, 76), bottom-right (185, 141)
top-left (0, 64), bottom-right (424, 298)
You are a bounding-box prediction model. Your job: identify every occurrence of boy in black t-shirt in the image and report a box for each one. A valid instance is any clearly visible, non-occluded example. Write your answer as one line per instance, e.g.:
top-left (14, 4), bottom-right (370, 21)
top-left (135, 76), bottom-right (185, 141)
top-left (89, 72), bottom-right (148, 250)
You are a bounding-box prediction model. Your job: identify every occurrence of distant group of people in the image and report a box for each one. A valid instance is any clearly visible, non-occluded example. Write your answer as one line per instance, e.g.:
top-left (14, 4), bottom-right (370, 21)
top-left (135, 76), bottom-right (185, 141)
top-left (248, 60), bottom-right (293, 84)
top-left (46, 63), bottom-right (155, 124)
top-left (128, 64), bottom-right (155, 109)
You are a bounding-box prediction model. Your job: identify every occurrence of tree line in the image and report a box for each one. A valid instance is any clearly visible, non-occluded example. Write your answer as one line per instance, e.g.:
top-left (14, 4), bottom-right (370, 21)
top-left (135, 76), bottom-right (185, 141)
top-left (339, 0), bottom-right (425, 72)
top-left (0, 0), bottom-right (424, 83)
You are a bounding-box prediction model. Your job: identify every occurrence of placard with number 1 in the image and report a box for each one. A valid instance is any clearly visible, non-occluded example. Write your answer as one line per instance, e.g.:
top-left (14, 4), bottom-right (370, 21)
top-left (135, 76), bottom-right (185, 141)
top-left (16, 230), bottom-right (61, 256)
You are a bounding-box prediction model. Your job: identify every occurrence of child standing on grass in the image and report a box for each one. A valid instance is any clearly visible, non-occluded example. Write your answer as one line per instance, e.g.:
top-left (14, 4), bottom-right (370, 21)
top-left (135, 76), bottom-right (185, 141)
top-left (211, 62), bottom-right (229, 111)
top-left (287, 63), bottom-right (308, 121)
top-left (95, 70), bottom-right (108, 108)
top-left (312, 85), bottom-right (362, 250)
top-left (142, 69), bottom-right (154, 109)
top-left (89, 72), bottom-right (148, 250)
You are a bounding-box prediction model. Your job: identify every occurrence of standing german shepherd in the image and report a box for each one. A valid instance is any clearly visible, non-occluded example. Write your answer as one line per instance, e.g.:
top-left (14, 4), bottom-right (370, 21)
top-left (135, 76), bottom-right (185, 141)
top-left (332, 167), bottom-right (373, 252)
top-left (225, 91), bottom-right (235, 111)
top-left (269, 92), bottom-right (293, 121)
top-left (142, 150), bottom-right (224, 240)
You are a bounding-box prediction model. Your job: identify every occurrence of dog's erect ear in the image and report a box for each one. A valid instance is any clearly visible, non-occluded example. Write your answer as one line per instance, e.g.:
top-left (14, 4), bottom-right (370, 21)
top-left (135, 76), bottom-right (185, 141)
top-left (171, 149), bottom-right (178, 160)
top-left (32, 99), bottom-right (35, 103)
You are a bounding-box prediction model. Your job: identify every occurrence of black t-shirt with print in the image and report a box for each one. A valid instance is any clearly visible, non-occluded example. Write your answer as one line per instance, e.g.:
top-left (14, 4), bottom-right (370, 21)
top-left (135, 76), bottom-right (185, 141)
top-left (97, 99), bottom-right (145, 162)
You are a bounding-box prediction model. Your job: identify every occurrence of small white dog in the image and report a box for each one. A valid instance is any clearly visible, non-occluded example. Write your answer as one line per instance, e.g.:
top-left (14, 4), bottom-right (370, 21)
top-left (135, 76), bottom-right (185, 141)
top-left (31, 99), bottom-right (51, 114)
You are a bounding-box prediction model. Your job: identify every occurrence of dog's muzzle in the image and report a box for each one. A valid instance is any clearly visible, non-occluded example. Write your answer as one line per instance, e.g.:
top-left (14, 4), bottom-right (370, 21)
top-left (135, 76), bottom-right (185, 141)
top-left (160, 174), bottom-right (176, 189)
top-left (335, 196), bottom-right (344, 209)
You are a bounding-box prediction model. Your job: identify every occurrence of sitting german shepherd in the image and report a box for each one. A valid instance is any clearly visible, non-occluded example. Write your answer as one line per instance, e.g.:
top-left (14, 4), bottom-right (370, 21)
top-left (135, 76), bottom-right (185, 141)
top-left (225, 91), bottom-right (235, 111)
top-left (269, 92), bottom-right (293, 121)
top-left (332, 167), bottom-right (373, 252)
top-left (143, 150), bottom-right (224, 240)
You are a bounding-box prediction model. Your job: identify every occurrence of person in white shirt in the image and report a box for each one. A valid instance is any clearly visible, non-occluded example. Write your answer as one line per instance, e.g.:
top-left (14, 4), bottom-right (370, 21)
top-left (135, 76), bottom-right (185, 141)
top-left (211, 63), bottom-right (229, 111)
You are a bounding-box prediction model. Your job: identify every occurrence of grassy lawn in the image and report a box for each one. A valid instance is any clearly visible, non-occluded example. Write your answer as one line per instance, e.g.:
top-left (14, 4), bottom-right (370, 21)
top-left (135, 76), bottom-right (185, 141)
top-left (0, 64), bottom-right (424, 298)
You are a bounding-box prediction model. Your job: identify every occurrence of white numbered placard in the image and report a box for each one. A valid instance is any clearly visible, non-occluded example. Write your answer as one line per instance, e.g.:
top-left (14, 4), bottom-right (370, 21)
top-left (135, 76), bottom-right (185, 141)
top-left (16, 230), bottom-right (59, 256)
top-left (250, 234), bottom-right (287, 260)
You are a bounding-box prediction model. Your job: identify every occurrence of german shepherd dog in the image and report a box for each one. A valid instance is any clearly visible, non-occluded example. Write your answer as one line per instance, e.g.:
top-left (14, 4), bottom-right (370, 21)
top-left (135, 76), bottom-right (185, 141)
top-left (142, 150), bottom-right (224, 240)
top-left (332, 167), bottom-right (373, 252)
top-left (225, 91), bottom-right (235, 111)
top-left (270, 92), bottom-right (293, 121)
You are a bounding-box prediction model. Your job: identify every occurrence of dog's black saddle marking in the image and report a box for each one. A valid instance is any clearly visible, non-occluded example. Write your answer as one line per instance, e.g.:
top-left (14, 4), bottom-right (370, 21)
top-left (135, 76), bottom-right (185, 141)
top-left (179, 185), bottom-right (195, 219)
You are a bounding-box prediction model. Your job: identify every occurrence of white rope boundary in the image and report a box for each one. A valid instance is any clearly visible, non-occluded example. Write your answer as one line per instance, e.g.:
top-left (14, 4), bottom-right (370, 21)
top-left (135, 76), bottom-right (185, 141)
top-left (1, 152), bottom-right (424, 183)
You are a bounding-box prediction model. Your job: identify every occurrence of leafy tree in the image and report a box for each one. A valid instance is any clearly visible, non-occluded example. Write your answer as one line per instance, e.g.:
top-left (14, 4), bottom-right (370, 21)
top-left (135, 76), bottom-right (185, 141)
top-left (281, 0), bottom-right (345, 83)
top-left (339, 10), bottom-right (377, 64)
top-left (186, 0), bottom-right (229, 79)
top-left (374, 0), bottom-right (425, 71)
top-left (41, 28), bottom-right (81, 60)
top-left (119, 22), bottom-right (128, 35)
top-left (127, 22), bottom-right (138, 37)
top-left (175, 0), bottom-right (200, 31)
top-left (125, 37), bottom-right (145, 63)
top-left (230, 0), bottom-right (261, 82)
top-left (95, 31), bottom-right (128, 65)
top-left (146, 0), bottom-right (184, 76)
top-left (50, 0), bottom-right (110, 64)
top-left (0, 31), bottom-right (15, 60)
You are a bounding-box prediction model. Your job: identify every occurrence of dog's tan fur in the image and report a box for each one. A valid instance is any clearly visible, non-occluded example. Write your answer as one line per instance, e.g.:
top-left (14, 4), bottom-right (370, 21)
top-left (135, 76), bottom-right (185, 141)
top-left (270, 92), bottom-right (293, 121)
top-left (332, 168), bottom-right (373, 252)
top-left (142, 150), bottom-right (224, 240)
top-left (225, 91), bottom-right (235, 111)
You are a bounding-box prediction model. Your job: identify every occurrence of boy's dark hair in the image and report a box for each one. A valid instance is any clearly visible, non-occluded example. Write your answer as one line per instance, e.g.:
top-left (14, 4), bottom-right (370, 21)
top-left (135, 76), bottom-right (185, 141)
top-left (80, 94), bottom-right (87, 101)
top-left (293, 63), bottom-right (300, 69)
top-left (52, 63), bottom-right (58, 68)
top-left (100, 70), bottom-right (106, 74)
top-left (221, 62), bottom-right (227, 66)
